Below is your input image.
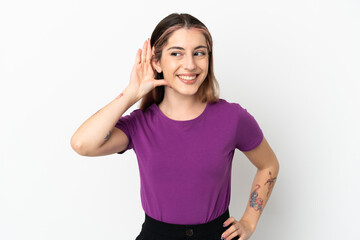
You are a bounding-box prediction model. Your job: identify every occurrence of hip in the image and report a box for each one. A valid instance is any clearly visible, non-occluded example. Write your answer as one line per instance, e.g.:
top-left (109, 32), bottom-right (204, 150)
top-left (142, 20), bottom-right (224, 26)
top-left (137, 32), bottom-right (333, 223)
top-left (135, 207), bottom-right (239, 240)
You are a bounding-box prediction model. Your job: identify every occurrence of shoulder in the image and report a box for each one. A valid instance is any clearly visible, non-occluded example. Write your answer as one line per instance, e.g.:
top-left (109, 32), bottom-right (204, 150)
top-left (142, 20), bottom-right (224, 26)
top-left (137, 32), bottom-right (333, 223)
top-left (117, 107), bottom-right (144, 126)
top-left (212, 98), bottom-right (244, 113)
top-left (122, 104), bottom-right (157, 122)
top-left (214, 99), bottom-right (260, 125)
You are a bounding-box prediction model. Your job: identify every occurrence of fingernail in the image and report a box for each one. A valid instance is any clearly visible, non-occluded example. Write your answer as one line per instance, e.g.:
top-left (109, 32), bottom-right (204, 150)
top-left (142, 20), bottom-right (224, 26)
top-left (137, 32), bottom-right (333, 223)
top-left (223, 223), bottom-right (226, 227)
top-left (221, 237), bottom-right (224, 240)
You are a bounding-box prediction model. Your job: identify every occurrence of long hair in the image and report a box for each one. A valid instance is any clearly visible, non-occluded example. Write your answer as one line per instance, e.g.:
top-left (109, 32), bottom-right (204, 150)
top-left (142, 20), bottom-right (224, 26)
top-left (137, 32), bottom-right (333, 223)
top-left (139, 13), bottom-right (220, 112)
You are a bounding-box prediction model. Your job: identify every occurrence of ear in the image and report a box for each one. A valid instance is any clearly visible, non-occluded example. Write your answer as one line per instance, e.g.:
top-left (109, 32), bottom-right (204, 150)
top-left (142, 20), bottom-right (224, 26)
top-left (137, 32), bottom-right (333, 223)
top-left (151, 58), bottom-right (162, 74)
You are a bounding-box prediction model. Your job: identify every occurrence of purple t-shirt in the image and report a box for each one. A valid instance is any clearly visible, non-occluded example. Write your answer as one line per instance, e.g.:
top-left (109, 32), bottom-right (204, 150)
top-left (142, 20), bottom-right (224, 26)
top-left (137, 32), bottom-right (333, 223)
top-left (115, 98), bottom-right (263, 224)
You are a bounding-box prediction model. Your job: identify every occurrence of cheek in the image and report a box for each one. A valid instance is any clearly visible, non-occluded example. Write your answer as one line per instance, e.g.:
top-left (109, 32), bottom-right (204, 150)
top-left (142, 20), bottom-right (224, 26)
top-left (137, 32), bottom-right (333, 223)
top-left (198, 57), bottom-right (209, 68)
top-left (162, 62), bottom-right (178, 75)
top-left (200, 63), bottom-right (209, 75)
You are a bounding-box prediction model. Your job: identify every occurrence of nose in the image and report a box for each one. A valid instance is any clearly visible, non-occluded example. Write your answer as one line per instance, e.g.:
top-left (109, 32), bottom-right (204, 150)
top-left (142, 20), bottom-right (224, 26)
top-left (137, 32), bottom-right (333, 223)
top-left (183, 54), bottom-right (196, 70)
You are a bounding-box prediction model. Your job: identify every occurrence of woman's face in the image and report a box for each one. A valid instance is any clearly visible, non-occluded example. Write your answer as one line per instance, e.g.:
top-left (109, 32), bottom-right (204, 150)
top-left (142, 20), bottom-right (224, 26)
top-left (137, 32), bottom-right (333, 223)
top-left (153, 28), bottom-right (209, 96)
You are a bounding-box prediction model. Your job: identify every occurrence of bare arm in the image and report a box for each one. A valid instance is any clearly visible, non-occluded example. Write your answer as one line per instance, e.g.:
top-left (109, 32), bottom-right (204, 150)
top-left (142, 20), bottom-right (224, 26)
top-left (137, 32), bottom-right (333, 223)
top-left (221, 137), bottom-right (279, 240)
top-left (70, 87), bottom-right (138, 156)
top-left (239, 137), bottom-right (279, 230)
top-left (70, 38), bottom-right (168, 156)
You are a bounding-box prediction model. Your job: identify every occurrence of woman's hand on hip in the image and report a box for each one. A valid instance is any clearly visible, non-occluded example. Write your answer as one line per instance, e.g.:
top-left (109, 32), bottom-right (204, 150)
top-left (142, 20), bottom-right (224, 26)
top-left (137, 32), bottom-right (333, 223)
top-left (221, 217), bottom-right (255, 240)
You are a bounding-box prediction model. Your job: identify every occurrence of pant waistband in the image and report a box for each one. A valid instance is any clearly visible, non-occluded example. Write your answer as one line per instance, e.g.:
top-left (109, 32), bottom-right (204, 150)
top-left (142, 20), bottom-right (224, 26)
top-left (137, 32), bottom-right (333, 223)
top-left (142, 208), bottom-right (230, 239)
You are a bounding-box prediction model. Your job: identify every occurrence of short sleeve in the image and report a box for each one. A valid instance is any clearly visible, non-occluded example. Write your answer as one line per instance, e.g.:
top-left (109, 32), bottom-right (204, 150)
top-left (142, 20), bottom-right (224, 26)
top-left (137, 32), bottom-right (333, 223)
top-left (235, 104), bottom-right (264, 151)
top-left (115, 111), bottom-right (136, 154)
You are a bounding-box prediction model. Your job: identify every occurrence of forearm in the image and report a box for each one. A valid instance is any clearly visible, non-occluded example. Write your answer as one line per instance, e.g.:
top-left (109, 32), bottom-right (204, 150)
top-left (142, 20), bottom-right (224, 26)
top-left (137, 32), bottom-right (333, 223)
top-left (70, 86), bottom-right (138, 155)
top-left (240, 165), bottom-right (279, 231)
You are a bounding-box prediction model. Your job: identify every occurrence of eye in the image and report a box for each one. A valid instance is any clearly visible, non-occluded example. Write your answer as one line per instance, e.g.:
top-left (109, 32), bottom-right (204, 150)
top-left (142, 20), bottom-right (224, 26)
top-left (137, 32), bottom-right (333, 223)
top-left (194, 51), bottom-right (206, 56)
top-left (170, 52), bottom-right (182, 57)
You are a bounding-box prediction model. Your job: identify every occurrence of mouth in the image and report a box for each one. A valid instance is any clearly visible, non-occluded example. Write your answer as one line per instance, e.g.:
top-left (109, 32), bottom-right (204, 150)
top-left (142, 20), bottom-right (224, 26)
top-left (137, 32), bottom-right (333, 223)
top-left (177, 74), bottom-right (199, 84)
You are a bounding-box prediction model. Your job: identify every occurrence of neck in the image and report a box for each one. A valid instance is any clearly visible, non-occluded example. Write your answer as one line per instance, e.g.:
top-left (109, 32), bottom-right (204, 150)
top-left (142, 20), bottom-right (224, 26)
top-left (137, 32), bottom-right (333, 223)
top-left (158, 86), bottom-right (205, 120)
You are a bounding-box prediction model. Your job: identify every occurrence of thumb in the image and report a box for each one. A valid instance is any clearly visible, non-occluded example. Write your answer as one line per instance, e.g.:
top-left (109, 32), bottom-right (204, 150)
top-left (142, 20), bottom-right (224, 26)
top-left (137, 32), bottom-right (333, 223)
top-left (154, 79), bottom-right (169, 87)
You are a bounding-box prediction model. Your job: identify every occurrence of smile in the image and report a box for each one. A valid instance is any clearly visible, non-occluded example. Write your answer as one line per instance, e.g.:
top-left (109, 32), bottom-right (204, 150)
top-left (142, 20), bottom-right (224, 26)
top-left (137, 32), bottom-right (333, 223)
top-left (177, 74), bottom-right (199, 84)
top-left (177, 74), bottom-right (198, 80)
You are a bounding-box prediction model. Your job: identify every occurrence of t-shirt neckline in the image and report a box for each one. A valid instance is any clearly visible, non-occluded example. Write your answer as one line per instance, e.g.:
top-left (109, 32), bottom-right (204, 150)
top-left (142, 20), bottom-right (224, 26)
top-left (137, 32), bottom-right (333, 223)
top-left (152, 102), bottom-right (209, 124)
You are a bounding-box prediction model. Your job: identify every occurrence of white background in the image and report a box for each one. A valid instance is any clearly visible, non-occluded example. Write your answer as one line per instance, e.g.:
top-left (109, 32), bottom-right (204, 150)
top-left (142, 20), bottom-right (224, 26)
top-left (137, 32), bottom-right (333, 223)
top-left (1, 0), bottom-right (359, 239)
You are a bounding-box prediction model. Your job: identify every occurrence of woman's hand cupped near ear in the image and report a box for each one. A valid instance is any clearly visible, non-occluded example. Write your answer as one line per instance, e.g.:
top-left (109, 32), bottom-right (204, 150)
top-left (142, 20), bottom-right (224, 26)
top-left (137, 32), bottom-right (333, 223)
top-left (127, 38), bottom-right (168, 101)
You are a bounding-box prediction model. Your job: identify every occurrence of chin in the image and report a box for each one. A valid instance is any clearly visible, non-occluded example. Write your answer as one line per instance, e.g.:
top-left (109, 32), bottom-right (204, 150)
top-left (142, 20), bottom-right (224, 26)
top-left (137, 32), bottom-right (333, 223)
top-left (179, 86), bottom-right (202, 96)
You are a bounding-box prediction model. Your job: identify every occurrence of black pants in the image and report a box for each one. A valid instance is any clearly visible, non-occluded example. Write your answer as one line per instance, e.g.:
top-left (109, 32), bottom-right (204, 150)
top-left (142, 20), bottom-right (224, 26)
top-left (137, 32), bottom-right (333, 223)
top-left (135, 208), bottom-right (239, 240)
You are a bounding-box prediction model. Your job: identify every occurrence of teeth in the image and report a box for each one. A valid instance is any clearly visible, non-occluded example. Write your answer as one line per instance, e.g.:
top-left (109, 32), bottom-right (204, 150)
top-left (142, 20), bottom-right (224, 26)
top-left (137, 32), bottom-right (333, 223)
top-left (178, 75), bottom-right (197, 80)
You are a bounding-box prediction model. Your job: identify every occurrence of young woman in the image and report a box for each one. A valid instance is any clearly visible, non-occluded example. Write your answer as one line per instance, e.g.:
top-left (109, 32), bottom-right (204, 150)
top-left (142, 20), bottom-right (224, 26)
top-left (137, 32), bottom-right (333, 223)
top-left (71, 13), bottom-right (279, 240)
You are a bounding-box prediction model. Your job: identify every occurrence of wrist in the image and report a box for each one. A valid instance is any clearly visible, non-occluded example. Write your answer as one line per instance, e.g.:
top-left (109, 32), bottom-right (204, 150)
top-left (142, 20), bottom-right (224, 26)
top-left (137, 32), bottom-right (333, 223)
top-left (124, 86), bottom-right (140, 101)
top-left (117, 86), bottom-right (137, 104)
top-left (240, 218), bottom-right (257, 232)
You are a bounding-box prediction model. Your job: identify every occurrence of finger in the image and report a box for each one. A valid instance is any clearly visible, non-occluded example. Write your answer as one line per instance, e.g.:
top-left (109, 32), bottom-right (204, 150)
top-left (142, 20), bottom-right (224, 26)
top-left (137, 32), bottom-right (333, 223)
top-left (227, 231), bottom-right (241, 240)
top-left (223, 217), bottom-right (235, 227)
top-left (146, 38), bottom-right (152, 62)
top-left (221, 225), bottom-right (237, 240)
top-left (141, 40), bottom-right (147, 63)
top-left (135, 49), bottom-right (141, 65)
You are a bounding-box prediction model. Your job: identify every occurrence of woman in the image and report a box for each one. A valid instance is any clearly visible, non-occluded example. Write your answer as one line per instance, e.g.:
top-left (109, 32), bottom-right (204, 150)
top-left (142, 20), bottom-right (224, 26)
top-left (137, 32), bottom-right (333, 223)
top-left (71, 13), bottom-right (279, 240)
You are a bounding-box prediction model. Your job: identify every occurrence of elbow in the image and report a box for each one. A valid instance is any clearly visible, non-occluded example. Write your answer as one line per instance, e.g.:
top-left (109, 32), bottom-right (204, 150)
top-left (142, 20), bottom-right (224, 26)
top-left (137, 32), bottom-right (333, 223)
top-left (71, 142), bottom-right (85, 156)
top-left (262, 154), bottom-right (279, 175)
top-left (70, 135), bottom-right (89, 156)
top-left (273, 156), bottom-right (280, 175)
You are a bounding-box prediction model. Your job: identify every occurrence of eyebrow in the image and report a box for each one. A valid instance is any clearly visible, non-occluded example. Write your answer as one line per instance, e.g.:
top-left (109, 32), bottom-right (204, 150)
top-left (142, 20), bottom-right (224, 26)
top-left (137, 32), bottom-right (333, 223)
top-left (167, 45), bottom-right (208, 51)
